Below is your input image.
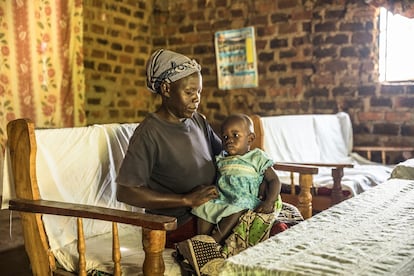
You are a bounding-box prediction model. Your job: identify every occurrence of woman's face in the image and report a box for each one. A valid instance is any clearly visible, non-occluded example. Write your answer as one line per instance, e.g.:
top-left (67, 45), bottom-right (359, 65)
top-left (166, 72), bottom-right (202, 119)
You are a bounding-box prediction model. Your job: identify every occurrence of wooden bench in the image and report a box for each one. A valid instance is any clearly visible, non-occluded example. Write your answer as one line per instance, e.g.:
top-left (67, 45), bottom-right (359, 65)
top-left (251, 113), bottom-right (414, 215)
top-left (3, 118), bottom-right (322, 275)
top-left (5, 119), bottom-right (178, 275)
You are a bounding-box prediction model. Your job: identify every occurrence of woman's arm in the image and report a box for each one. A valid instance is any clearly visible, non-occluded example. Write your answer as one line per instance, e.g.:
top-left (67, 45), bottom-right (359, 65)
top-left (117, 183), bottom-right (219, 210)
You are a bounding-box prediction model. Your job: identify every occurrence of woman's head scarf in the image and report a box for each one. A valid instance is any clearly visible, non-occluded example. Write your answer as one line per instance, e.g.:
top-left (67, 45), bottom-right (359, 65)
top-left (146, 49), bottom-right (201, 94)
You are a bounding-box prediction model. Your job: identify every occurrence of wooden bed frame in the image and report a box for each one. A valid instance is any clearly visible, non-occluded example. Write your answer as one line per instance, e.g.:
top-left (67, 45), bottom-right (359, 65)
top-left (6, 118), bottom-right (322, 275)
top-left (250, 114), bottom-right (414, 215)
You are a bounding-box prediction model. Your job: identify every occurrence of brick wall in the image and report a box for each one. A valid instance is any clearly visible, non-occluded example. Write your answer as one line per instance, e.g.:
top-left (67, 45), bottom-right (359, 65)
top-left (83, 0), bottom-right (414, 161)
top-left (83, 0), bottom-right (159, 124)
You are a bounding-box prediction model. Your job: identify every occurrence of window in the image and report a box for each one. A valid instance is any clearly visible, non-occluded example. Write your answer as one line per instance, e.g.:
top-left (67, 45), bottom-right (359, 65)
top-left (379, 7), bottom-right (414, 82)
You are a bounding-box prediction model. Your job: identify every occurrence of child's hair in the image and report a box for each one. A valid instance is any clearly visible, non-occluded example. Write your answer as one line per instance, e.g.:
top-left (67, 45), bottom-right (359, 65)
top-left (221, 114), bottom-right (254, 134)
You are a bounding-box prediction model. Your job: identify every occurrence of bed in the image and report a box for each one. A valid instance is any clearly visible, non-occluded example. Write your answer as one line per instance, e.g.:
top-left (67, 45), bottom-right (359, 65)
top-left (220, 160), bottom-right (414, 275)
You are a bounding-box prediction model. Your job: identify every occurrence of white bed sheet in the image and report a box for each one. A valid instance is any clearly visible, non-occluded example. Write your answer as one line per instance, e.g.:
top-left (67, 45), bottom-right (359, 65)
top-left (220, 178), bottom-right (414, 275)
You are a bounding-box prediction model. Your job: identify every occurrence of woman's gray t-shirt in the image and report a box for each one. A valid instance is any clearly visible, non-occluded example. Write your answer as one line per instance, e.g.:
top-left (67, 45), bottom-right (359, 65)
top-left (116, 112), bottom-right (221, 224)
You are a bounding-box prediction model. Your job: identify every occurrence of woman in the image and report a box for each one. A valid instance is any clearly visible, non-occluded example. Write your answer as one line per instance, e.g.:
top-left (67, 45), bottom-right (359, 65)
top-left (116, 49), bottom-right (222, 245)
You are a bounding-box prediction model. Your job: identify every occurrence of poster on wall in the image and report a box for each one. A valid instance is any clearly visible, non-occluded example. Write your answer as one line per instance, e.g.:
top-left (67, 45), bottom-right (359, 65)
top-left (214, 26), bottom-right (258, 90)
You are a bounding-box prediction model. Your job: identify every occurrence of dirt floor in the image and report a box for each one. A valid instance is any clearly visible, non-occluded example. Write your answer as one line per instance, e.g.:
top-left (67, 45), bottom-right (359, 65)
top-left (0, 209), bottom-right (32, 275)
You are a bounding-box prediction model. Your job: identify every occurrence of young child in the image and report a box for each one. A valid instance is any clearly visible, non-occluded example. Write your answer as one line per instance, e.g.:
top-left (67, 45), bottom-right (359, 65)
top-left (176, 114), bottom-right (283, 275)
top-left (191, 113), bottom-right (282, 245)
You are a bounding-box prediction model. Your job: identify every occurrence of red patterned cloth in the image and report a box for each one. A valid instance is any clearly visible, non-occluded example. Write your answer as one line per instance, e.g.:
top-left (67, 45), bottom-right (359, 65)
top-left (270, 221), bottom-right (289, 236)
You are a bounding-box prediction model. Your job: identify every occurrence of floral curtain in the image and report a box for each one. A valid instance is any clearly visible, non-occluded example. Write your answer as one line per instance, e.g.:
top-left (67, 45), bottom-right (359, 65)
top-left (365, 0), bottom-right (414, 18)
top-left (0, 0), bottom-right (86, 155)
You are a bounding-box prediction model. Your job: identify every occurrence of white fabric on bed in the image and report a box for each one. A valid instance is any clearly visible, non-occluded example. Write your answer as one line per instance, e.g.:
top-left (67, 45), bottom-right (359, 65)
top-left (220, 178), bottom-right (414, 275)
top-left (261, 112), bottom-right (392, 196)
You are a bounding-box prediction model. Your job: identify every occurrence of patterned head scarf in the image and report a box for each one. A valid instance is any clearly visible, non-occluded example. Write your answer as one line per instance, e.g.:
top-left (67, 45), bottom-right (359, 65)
top-left (146, 49), bottom-right (201, 94)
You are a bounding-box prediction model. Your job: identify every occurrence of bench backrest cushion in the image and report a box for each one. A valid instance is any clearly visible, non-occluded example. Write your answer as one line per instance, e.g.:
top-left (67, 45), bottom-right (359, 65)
top-left (35, 123), bottom-right (140, 250)
top-left (261, 112), bottom-right (353, 163)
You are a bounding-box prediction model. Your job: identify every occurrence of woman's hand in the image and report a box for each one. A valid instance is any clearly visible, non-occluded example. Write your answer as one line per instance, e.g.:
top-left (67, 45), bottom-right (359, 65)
top-left (186, 185), bottom-right (219, 207)
top-left (117, 183), bottom-right (218, 209)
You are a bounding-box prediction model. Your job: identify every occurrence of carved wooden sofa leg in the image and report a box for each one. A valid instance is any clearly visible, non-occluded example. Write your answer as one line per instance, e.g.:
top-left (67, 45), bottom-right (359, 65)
top-left (331, 167), bottom-right (345, 205)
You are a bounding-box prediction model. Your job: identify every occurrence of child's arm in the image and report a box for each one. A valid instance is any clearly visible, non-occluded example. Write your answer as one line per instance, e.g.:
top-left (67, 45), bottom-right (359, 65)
top-left (255, 166), bottom-right (281, 213)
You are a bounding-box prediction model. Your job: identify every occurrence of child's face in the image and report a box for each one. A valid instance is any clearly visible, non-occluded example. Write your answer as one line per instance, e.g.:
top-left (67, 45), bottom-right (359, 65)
top-left (221, 118), bottom-right (254, 156)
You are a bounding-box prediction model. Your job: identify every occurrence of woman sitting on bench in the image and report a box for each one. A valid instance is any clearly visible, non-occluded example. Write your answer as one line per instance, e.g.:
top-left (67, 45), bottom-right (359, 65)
top-left (116, 49), bottom-right (222, 246)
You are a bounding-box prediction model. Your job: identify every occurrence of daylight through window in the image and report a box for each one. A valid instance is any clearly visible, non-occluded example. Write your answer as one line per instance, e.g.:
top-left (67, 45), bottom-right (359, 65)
top-left (379, 7), bottom-right (414, 82)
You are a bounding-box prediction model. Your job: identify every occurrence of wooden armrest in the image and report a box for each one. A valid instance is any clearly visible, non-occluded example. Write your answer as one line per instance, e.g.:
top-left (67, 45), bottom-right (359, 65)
top-left (9, 198), bottom-right (177, 231)
top-left (10, 198), bottom-right (176, 276)
top-left (274, 162), bottom-right (319, 174)
top-left (353, 146), bottom-right (414, 152)
top-left (282, 162), bottom-right (354, 169)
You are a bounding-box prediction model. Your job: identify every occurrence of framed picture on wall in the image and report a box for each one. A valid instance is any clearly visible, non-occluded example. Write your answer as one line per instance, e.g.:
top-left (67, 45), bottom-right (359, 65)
top-left (214, 26), bottom-right (258, 90)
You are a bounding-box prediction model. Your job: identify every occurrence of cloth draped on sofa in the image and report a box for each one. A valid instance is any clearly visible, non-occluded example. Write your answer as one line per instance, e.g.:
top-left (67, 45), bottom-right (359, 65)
top-left (260, 112), bottom-right (393, 197)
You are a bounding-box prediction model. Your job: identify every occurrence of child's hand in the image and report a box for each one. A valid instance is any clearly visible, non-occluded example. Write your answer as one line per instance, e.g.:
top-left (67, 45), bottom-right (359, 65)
top-left (255, 200), bottom-right (274, 214)
top-left (258, 181), bottom-right (266, 200)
